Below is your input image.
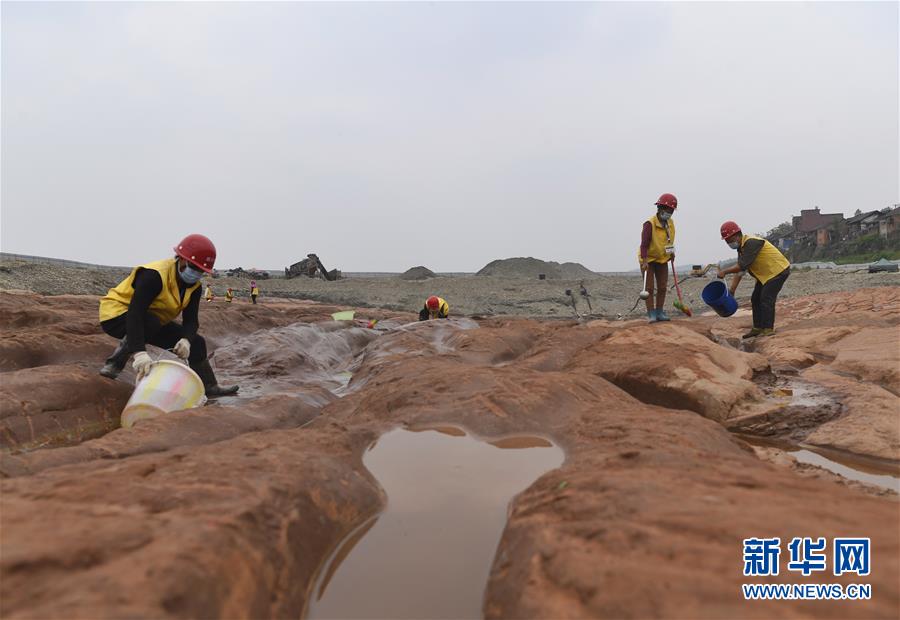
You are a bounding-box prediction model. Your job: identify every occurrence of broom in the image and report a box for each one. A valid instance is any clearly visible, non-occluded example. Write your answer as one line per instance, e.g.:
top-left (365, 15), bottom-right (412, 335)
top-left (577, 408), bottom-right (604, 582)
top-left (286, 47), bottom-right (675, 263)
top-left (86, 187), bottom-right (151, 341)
top-left (671, 261), bottom-right (693, 317)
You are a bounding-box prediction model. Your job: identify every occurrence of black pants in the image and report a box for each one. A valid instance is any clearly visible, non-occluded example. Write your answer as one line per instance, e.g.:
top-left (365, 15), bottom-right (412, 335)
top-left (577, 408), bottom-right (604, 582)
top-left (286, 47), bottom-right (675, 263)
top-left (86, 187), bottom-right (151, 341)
top-left (751, 269), bottom-right (790, 329)
top-left (101, 312), bottom-right (207, 367)
top-left (251, 294), bottom-right (257, 305)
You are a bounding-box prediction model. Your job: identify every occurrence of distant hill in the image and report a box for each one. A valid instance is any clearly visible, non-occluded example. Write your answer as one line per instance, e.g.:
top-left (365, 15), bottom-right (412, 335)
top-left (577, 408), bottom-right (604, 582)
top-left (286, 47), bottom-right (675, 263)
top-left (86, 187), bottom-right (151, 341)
top-left (476, 257), bottom-right (598, 279)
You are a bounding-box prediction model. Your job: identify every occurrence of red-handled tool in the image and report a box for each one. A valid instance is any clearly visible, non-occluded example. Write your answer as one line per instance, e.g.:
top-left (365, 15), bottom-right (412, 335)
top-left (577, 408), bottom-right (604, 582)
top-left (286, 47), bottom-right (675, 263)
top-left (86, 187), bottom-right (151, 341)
top-left (671, 262), bottom-right (693, 317)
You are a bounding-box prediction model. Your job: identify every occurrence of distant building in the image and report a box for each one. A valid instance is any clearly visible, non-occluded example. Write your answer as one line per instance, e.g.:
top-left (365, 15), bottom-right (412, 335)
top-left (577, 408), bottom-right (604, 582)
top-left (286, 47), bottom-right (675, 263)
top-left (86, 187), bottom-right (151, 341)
top-left (844, 210), bottom-right (881, 239)
top-left (878, 205), bottom-right (900, 238)
top-left (812, 221), bottom-right (843, 247)
top-left (791, 207), bottom-right (844, 235)
top-left (769, 232), bottom-right (794, 251)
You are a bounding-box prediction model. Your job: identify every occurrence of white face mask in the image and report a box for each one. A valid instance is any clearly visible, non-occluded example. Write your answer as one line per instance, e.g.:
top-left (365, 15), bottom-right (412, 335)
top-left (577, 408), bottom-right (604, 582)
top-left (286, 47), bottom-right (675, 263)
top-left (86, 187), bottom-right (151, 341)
top-left (728, 241), bottom-right (740, 250)
top-left (658, 210), bottom-right (672, 222)
top-left (179, 263), bottom-right (204, 284)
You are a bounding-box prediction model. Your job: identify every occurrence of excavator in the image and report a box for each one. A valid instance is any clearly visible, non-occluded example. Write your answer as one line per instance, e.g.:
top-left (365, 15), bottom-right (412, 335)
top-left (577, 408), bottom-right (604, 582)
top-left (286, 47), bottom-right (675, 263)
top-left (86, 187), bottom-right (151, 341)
top-left (689, 264), bottom-right (716, 278)
top-left (284, 253), bottom-right (341, 281)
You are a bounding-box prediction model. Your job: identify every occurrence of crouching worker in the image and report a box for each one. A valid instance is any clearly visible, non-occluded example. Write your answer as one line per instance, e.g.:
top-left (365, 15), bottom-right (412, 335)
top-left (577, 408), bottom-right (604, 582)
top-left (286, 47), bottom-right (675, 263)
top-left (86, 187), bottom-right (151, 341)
top-left (418, 295), bottom-right (449, 321)
top-left (717, 221), bottom-right (791, 339)
top-left (98, 234), bottom-right (239, 397)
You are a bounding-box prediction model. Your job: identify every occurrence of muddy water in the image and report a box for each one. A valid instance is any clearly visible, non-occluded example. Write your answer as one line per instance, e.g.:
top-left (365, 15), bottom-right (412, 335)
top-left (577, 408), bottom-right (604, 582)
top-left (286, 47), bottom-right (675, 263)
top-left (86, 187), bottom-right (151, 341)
top-left (742, 435), bottom-right (900, 492)
top-left (790, 448), bottom-right (900, 492)
top-left (306, 427), bottom-right (564, 619)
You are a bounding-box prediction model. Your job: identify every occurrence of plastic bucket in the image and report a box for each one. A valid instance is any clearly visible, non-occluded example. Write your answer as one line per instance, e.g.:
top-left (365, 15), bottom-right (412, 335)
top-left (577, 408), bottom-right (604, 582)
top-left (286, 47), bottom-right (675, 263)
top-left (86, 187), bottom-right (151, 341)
top-left (331, 310), bottom-right (355, 321)
top-left (121, 360), bottom-right (206, 428)
top-left (701, 281), bottom-right (739, 317)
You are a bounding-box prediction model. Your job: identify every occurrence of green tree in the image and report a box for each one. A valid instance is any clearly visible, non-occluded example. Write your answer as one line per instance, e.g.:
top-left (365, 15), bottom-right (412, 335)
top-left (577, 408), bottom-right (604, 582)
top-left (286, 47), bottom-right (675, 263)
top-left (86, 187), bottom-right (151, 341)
top-left (765, 221), bottom-right (793, 239)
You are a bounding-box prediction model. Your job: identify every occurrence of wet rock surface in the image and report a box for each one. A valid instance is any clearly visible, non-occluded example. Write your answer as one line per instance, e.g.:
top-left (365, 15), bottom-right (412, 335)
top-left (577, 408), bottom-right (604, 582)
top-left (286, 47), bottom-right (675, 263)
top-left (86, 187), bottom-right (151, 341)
top-left (1, 287), bottom-right (898, 619)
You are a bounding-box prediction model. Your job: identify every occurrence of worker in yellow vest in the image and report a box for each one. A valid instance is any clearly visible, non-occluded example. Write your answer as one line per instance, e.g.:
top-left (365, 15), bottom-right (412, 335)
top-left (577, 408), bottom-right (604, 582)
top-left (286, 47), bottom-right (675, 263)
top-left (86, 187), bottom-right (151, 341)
top-left (419, 295), bottom-right (449, 321)
top-left (205, 284), bottom-right (214, 302)
top-left (98, 234), bottom-right (239, 397)
top-left (717, 221), bottom-right (791, 339)
top-left (250, 281), bottom-right (259, 304)
top-left (638, 193), bottom-right (677, 322)
top-left (225, 287), bottom-right (234, 303)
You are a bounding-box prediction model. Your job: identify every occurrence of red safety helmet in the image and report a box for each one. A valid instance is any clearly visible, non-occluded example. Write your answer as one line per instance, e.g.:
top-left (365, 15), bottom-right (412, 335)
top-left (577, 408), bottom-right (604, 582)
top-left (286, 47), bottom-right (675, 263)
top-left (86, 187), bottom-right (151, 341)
top-left (426, 295), bottom-right (440, 310)
top-left (655, 193), bottom-right (678, 210)
top-left (720, 221), bottom-right (742, 240)
top-left (174, 234), bottom-right (216, 272)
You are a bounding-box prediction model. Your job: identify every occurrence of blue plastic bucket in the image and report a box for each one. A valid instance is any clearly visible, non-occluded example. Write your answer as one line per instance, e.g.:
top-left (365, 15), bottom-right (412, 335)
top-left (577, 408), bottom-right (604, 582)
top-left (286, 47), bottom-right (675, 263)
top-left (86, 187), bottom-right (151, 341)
top-left (701, 281), bottom-right (739, 317)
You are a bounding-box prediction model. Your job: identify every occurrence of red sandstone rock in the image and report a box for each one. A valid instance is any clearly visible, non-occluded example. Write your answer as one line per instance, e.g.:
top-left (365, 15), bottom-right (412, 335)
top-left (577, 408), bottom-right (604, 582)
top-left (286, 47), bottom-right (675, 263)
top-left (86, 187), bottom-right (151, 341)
top-left (0, 288), bottom-right (897, 619)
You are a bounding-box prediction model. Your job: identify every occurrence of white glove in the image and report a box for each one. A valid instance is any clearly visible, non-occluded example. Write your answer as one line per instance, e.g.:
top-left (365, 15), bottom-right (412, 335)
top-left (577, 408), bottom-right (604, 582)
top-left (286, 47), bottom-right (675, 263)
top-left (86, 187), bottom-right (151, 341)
top-left (172, 338), bottom-right (191, 360)
top-left (133, 351), bottom-right (154, 382)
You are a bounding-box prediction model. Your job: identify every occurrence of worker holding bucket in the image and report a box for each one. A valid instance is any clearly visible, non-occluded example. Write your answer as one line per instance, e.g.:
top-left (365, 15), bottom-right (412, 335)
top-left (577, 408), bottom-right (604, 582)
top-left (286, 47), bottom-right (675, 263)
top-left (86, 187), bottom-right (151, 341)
top-left (716, 221), bottom-right (791, 339)
top-left (97, 234), bottom-right (239, 397)
top-left (638, 193), bottom-right (678, 322)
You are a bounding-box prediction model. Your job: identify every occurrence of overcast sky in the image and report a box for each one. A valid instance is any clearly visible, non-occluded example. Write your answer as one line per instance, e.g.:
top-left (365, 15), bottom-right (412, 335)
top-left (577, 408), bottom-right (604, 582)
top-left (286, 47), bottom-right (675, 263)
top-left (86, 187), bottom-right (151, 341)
top-left (2, 1), bottom-right (897, 272)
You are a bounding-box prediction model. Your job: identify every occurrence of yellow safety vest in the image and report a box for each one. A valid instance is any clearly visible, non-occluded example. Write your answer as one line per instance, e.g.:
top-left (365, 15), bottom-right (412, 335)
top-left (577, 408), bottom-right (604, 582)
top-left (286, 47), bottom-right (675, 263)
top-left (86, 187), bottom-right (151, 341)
top-left (430, 297), bottom-right (450, 318)
top-left (251, 287), bottom-right (259, 296)
top-left (225, 290), bottom-right (234, 301)
top-left (639, 215), bottom-right (676, 264)
top-left (741, 235), bottom-right (791, 284)
top-left (99, 258), bottom-right (201, 324)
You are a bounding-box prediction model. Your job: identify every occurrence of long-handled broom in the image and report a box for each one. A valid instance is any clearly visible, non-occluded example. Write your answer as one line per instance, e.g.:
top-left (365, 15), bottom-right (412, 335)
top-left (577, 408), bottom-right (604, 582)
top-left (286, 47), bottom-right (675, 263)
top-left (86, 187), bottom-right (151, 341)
top-left (671, 262), bottom-right (693, 317)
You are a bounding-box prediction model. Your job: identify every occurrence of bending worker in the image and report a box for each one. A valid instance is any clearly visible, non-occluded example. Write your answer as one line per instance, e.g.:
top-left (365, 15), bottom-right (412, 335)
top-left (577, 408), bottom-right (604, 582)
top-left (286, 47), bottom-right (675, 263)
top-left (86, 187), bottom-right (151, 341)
top-left (98, 234), bottom-right (239, 397)
top-left (419, 295), bottom-right (449, 321)
top-left (717, 221), bottom-right (791, 339)
top-left (638, 193), bottom-right (678, 322)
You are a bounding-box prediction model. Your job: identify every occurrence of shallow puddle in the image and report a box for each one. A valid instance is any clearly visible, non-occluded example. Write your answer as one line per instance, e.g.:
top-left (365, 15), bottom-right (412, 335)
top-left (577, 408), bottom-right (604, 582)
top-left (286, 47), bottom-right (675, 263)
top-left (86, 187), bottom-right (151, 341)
top-left (306, 427), bottom-right (564, 619)
top-left (742, 435), bottom-right (900, 493)
top-left (789, 448), bottom-right (900, 493)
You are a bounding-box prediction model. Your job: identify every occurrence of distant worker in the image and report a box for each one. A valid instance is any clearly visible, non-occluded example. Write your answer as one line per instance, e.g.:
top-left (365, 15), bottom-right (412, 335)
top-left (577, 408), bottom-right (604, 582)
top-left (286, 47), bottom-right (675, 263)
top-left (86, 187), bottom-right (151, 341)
top-left (205, 284), bottom-right (214, 302)
top-left (638, 193), bottom-right (677, 322)
top-left (225, 287), bottom-right (234, 303)
top-left (419, 295), bottom-right (449, 321)
top-left (717, 221), bottom-right (791, 339)
top-left (250, 280), bottom-right (259, 305)
top-left (97, 234), bottom-right (239, 397)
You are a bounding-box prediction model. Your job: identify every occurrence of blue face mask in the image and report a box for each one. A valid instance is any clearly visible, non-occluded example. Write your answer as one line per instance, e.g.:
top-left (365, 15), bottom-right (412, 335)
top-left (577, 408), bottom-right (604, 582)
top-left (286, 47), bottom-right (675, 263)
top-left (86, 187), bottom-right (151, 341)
top-left (728, 241), bottom-right (741, 250)
top-left (179, 264), bottom-right (204, 284)
top-left (658, 210), bottom-right (672, 222)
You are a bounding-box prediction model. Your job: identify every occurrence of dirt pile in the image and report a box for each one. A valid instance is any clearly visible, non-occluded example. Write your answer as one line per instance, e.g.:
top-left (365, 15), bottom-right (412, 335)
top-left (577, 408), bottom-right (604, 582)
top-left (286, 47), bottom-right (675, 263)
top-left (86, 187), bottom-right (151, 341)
top-left (476, 257), bottom-right (597, 280)
top-left (400, 265), bottom-right (437, 280)
top-left (399, 266), bottom-right (436, 280)
top-left (1, 288), bottom-right (897, 619)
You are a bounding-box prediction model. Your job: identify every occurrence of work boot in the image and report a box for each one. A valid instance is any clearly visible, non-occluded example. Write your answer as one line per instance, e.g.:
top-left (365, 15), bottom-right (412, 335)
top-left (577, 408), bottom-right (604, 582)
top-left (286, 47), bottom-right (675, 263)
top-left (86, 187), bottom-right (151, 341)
top-left (192, 359), bottom-right (239, 398)
top-left (656, 309), bottom-right (671, 322)
top-left (647, 309), bottom-right (659, 323)
top-left (99, 336), bottom-right (130, 379)
top-left (758, 328), bottom-right (775, 338)
top-left (742, 328), bottom-right (763, 339)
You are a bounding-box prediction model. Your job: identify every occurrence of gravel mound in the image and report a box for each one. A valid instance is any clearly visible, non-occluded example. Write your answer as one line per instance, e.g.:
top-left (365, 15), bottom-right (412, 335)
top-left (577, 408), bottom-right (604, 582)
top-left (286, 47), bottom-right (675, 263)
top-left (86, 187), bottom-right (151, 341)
top-left (477, 257), bottom-right (597, 280)
top-left (399, 266), bottom-right (436, 280)
top-left (558, 262), bottom-right (599, 279)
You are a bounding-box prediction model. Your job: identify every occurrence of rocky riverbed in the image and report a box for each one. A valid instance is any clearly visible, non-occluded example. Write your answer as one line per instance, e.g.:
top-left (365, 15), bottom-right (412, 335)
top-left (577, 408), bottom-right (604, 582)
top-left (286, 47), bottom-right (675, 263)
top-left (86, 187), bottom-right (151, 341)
top-left (0, 282), bottom-right (897, 618)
